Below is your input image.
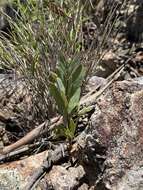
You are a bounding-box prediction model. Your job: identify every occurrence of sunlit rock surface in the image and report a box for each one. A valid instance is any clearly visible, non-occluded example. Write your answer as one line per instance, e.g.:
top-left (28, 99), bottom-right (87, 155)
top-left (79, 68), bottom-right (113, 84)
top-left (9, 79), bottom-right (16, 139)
top-left (86, 79), bottom-right (143, 189)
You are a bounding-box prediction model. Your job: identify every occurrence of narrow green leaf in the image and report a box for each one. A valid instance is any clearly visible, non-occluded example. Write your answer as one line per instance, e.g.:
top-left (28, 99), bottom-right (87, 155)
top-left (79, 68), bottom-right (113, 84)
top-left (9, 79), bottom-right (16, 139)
top-left (56, 67), bottom-right (64, 81)
top-left (49, 83), bottom-right (67, 114)
top-left (69, 118), bottom-right (76, 138)
top-left (49, 72), bottom-right (58, 83)
top-left (72, 64), bottom-right (85, 85)
top-left (68, 58), bottom-right (79, 74)
top-left (59, 53), bottom-right (66, 65)
top-left (78, 106), bottom-right (94, 116)
top-left (73, 67), bottom-right (85, 92)
top-left (65, 127), bottom-right (72, 139)
top-left (60, 90), bottom-right (68, 113)
top-left (67, 65), bottom-right (85, 98)
top-left (58, 61), bottom-right (66, 73)
top-left (58, 53), bottom-right (68, 71)
top-left (68, 87), bottom-right (81, 114)
top-left (71, 64), bottom-right (82, 83)
top-left (54, 124), bottom-right (66, 139)
top-left (56, 77), bottom-right (65, 94)
top-left (64, 119), bottom-right (76, 139)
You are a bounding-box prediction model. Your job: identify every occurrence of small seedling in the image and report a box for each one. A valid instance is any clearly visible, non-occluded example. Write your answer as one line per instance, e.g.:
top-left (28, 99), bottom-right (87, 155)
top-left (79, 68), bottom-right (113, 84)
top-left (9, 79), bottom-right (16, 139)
top-left (49, 54), bottom-right (85, 140)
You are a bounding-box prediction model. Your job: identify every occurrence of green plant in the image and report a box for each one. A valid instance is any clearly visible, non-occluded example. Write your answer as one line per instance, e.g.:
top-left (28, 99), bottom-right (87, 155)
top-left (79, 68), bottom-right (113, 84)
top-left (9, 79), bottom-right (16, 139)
top-left (0, 0), bottom-right (129, 126)
top-left (49, 54), bottom-right (85, 140)
top-left (0, 0), bottom-right (85, 121)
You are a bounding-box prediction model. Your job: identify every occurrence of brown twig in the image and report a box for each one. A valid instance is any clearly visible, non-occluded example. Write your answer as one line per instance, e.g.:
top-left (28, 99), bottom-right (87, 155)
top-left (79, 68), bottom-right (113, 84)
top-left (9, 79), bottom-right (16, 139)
top-left (80, 64), bottom-right (124, 105)
top-left (0, 112), bottom-right (9, 123)
top-left (0, 141), bottom-right (50, 163)
top-left (25, 143), bottom-right (69, 190)
top-left (1, 116), bottom-right (62, 155)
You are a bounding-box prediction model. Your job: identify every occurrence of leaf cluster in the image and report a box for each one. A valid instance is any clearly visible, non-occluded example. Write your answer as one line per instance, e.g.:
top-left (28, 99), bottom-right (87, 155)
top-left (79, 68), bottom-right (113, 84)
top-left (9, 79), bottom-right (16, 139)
top-left (49, 54), bottom-right (85, 140)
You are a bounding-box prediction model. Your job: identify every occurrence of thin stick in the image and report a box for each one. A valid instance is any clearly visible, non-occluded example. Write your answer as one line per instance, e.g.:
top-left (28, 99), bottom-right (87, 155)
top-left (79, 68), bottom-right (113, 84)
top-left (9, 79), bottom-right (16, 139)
top-left (1, 116), bottom-right (62, 155)
top-left (25, 143), bottom-right (69, 190)
top-left (80, 64), bottom-right (124, 105)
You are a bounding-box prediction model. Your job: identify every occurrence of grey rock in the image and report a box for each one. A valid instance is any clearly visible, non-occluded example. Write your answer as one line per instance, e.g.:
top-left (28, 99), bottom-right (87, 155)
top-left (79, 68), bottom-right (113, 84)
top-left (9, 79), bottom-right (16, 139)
top-left (78, 80), bottom-right (143, 189)
top-left (0, 169), bottom-right (22, 190)
top-left (45, 165), bottom-right (86, 190)
top-left (86, 76), bottom-right (107, 92)
top-left (127, 2), bottom-right (143, 42)
top-left (134, 76), bottom-right (143, 84)
top-left (78, 183), bottom-right (89, 190)
top-left (115, 167), bottom-right (143, 190)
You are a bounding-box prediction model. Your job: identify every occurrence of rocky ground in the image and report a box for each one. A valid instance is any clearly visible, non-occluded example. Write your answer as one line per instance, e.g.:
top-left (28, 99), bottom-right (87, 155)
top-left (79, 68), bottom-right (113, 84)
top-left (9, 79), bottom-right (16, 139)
top-left (0, 58), bottom-right (143, 190)
top-left (0, 0), bottom-right (143, 190)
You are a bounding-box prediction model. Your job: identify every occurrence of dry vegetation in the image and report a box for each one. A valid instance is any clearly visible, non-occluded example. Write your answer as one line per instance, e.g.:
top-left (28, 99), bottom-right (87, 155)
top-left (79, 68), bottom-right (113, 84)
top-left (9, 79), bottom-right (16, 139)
top-left (0, 1), bottom-right (142, 189)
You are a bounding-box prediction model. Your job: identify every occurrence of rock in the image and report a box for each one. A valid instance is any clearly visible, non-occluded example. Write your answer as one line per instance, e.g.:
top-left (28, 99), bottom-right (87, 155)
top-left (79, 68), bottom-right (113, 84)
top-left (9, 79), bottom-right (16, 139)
top-left (42, 165), bottom-right (85, 190)
top-left (0, 150), bottom-right (85, 190)
top-left (114, 166), bottom-right (143, 190)
top-left (126, 1), bottom-right (143, 42)
top-left (78, 183), bottom-right (89, 190)
top-left (0, 168), bottom-right (22, 190)
top-left (95, 50), bottom-right (120, 77)
top-left (134, 76), bottom-right (143, 84)
top-left (83, 79), bottom-right (143, 189)
top-left (1, 77), bottom-right (143, 190)
top-left (0, 151), bottom-right (47, 189)
top-left (0, 74), bottom-right (34, 143)
top-left (86, 76), bottom-right (107, 92)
